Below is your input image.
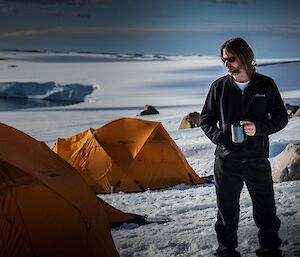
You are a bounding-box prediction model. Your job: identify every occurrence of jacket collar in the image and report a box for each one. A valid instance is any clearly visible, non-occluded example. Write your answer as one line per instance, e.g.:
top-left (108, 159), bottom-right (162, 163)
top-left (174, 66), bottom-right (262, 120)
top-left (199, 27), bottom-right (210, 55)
top-left (228, 71), bottom-right (259, 90)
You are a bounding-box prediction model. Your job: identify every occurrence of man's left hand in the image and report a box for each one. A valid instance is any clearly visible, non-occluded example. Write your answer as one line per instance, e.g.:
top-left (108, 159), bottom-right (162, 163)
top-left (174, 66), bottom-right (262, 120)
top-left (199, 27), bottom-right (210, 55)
top-left (241, 121), bottom-right (256, 136)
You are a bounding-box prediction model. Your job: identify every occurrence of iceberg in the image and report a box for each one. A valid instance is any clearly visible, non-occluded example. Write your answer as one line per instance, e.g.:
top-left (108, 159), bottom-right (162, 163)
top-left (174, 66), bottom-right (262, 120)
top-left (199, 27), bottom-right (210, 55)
top-left (0, 81), bottom-right (94, 102)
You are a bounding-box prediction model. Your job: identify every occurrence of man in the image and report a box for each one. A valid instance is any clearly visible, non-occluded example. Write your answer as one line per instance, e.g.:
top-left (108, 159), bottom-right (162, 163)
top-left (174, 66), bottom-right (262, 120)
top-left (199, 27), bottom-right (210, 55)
top-left (200, 38), bottom-right (288, 257)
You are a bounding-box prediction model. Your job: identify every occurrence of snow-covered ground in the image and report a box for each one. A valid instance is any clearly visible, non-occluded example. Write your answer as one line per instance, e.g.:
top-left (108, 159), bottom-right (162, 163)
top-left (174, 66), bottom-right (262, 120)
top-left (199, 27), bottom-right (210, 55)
top-left (0, 51), bottom-right (299, 256)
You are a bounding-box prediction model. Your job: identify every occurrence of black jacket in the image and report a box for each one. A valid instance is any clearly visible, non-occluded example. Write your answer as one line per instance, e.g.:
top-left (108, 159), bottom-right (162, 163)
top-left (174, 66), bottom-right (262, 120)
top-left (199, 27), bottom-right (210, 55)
top-left (200, 72), bottom-right (288, 161)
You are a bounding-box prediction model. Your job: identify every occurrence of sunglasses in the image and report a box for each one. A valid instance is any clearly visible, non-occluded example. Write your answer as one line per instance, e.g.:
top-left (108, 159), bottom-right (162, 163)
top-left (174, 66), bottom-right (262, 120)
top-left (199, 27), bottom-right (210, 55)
top-left (221, 56), bottom-right (237, 64)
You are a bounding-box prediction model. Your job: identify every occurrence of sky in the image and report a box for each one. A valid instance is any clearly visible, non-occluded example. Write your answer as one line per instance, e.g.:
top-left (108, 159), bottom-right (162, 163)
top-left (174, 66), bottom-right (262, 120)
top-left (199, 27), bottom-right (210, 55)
top-left (0, 0), bottom-right (299, 58)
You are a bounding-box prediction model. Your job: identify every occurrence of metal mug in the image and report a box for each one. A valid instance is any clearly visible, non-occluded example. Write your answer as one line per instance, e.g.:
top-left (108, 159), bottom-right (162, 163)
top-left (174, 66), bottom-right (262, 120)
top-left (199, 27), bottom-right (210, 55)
top-left (231, 123), bottom-right (246, 143)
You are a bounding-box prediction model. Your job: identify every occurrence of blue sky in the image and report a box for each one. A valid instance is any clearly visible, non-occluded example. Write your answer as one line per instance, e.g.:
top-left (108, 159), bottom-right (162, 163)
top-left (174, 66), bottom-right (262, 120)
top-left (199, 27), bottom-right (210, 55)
top-left (0, 0), bottom-right (299, 57)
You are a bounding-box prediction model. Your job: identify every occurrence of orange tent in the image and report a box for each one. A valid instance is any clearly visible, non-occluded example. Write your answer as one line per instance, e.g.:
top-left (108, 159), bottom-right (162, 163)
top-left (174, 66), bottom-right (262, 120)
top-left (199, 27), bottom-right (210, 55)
top-left (52, 117), bottom-right (206, 193)
top-left (0, 122), bottom-right (120, 257)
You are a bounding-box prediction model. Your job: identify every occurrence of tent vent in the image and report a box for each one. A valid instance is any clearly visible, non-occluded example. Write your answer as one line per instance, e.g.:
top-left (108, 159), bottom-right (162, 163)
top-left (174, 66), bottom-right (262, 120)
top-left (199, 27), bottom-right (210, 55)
top-left (39, 170), bottom-right (60, 178)
top-left (5, 217), bottom-right (13, 224)
top-left (134, 179), bottom-right (145, 191)
top-left (118, 140), bottom-right (134, 145)
top-left (115, 181), bottom-right (121, 188)
top-left (149, 132), bottom-right (167, 143)
top-left (111, 181), bottom-right (121, 193)
top-left (188, 173), bottom-right (195, 185)
top-left (86, 224), bottom-right (92, 230)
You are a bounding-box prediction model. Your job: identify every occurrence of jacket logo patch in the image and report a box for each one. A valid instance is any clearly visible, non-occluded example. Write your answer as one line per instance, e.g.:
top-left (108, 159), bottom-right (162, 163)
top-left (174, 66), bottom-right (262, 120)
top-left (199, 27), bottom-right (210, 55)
top-left (254, 93), bottom-right (266, 98)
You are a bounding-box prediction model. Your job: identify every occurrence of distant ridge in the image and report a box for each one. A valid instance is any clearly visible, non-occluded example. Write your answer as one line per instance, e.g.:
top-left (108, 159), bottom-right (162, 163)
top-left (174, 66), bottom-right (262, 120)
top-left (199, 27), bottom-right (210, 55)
top-left (0, 48), bottom-right (202, 58)
top-left (1, 49), bottom-right (299, 66)
top-left (0, 49), bottom-right (172, 61)
top-left (0, 49), bottom-right (52, 53)
top-left (256, 60), bottom-right (300, 67)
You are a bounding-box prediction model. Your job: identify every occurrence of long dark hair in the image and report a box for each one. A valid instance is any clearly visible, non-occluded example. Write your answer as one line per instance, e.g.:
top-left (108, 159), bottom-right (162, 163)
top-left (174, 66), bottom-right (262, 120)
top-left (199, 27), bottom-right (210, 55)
top-left (220, 37), bottom-right (256, 76)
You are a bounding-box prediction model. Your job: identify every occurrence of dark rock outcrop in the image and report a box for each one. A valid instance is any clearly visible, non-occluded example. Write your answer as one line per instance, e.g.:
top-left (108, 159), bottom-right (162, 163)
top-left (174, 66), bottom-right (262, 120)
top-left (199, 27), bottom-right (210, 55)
top-left (285, 103), bottom-right (300, 118)
top-left (137, 105), bottom-right (159, 116)
top-left (179, 112), bottom-right (201, 129)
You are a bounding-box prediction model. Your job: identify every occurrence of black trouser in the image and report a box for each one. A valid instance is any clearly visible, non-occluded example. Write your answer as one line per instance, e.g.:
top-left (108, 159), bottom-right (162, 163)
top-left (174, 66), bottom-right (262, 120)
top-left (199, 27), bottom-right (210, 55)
top-left (214, 157), bottom-right (282, 251)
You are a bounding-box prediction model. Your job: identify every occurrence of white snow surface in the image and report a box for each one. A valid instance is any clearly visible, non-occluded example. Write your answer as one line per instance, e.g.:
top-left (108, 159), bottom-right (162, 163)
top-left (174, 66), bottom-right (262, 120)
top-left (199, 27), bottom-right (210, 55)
top-left (0, 52), bottom-right (299, 256)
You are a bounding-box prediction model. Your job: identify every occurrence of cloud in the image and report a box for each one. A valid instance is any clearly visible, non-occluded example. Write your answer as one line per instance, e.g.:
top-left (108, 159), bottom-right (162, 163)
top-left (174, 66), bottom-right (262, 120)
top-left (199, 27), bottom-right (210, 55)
top-left (75, 12), bottom-right (92, 19)
top-left (0, 26), bottom-right (206, 40)
top-left (0, 30), bottom-right (42, 39)
top-left (0, 0), bottom-right (111, 5)
top-left (1, 22), bottom-right (299, 41)
top-left (0, 26), bottom-right (220, 40)
top-left (0, 5), bottom-right (20, 14)
top-left (289, 19), bottom-right (300, 24)
top-left (0, 27), bottom-right (107, 39)
top-left (202, 0), bottom-right (252, 4)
